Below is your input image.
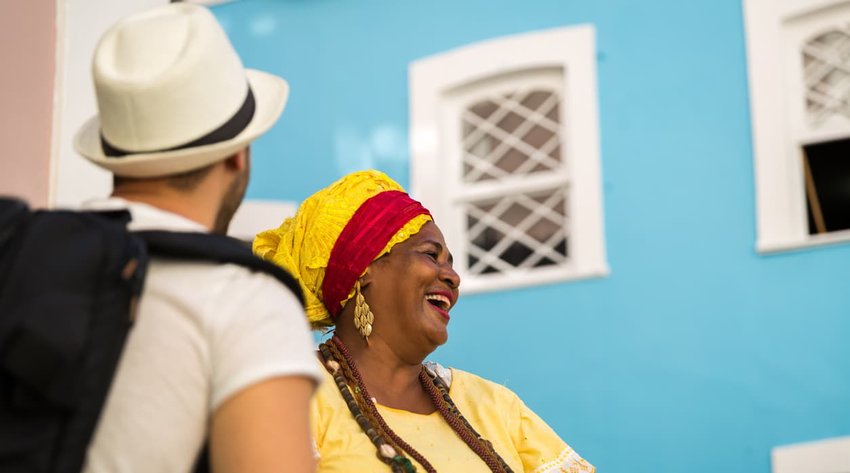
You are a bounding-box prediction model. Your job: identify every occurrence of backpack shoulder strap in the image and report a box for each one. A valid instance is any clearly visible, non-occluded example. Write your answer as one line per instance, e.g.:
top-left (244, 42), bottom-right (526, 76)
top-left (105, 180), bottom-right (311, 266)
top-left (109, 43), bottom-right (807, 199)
top-left (0, 198), bottom-right (31, 250)
top-left (134, 231), bottom-right (304, 306)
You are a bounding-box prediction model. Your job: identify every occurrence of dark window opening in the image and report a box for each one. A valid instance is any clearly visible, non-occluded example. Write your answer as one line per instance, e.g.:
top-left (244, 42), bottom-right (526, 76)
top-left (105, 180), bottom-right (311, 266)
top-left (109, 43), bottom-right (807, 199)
top-left (804, 137), bottom-right (850, 234)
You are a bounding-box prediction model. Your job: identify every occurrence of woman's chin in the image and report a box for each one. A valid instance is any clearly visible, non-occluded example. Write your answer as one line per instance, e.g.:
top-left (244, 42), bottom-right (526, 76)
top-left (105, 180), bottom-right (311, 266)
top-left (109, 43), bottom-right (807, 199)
top-left (430, 329), bottom-right (449, 348)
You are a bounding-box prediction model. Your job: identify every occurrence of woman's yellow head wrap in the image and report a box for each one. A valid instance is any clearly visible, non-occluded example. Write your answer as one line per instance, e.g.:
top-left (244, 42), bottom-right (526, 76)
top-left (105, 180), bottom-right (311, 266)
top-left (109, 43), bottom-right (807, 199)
top-left (253, 170), bottom-right (432, 329)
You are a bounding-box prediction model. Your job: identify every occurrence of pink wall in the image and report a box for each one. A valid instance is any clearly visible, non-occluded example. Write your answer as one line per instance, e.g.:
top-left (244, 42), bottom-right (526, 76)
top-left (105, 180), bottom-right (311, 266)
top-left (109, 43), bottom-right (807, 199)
top-left (0, 1), bottom-right (57, 208)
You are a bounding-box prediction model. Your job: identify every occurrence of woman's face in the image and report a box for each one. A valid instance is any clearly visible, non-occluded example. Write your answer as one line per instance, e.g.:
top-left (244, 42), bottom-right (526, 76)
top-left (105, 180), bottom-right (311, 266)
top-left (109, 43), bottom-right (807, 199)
top-left (364, 221), bottom-right (461, 358)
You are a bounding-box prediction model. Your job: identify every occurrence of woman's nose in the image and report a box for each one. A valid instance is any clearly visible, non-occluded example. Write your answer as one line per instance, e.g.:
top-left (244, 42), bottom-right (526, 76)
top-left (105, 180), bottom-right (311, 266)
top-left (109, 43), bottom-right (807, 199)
top-left (441, 264), bottom-right (461, 289)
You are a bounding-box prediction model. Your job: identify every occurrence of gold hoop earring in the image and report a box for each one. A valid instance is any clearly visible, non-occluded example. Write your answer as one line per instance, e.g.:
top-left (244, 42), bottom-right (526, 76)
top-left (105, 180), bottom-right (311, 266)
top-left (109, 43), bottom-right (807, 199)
top-left (353, 280), bottom-right (374, 343)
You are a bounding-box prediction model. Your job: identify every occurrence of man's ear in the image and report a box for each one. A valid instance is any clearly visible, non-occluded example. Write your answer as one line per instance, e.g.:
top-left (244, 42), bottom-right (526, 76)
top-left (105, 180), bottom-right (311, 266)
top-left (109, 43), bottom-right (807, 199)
top-left (224, 147), bottom-right (249, 171)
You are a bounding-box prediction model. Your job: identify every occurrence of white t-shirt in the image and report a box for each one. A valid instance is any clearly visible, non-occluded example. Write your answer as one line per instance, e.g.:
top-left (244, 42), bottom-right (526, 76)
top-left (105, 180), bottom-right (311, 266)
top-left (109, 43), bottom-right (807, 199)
top-left (81, 198), bottom-right (322, 473)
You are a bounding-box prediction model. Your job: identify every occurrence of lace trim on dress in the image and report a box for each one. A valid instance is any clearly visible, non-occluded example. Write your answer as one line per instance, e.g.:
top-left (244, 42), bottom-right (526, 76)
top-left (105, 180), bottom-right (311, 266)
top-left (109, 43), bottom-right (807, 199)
top-left (533, 446), bottom-right (596, 473)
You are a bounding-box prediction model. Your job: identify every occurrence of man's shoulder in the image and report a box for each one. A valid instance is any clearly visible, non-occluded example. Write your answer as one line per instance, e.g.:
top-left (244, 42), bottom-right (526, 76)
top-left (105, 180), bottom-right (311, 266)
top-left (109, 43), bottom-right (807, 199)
top-left (151, 258), bottom-right (295, 291)
top-left (146, 259), bottom-right (301, 317)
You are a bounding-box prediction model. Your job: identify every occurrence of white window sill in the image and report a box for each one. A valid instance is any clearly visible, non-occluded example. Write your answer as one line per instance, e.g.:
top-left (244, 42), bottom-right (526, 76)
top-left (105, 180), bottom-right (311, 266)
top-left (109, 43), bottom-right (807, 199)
top-left (757, 229), bottom-right (850, 254)
top-left (458, 264), bottom-right (609, 295)
top-left (772, 436), bottom-right (850, 473)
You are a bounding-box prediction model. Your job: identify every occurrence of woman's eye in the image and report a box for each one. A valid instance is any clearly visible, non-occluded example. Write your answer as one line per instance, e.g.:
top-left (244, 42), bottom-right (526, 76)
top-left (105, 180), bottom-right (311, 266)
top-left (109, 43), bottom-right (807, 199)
top-left (425, 251), bottom-right (438, 260)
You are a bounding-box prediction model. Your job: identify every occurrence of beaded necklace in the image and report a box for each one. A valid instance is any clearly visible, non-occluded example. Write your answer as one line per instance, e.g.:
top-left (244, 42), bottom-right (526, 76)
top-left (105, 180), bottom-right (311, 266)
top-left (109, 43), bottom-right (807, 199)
top-left (318, 336), bottom-right (514, 473)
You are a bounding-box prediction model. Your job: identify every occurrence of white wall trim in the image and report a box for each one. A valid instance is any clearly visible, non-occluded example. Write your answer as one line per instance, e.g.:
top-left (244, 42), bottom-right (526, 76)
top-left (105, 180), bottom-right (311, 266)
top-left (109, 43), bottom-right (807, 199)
top-left (52, 0), bottom-right (169, 209)
top-left (185, 0), bottom-right (238, 5)
top-left (227, 199), bottom-right (297, 241)
top-left (49, 0), bottom-right (292, 245)
top-left (48, 0), bottom-right (67, 208)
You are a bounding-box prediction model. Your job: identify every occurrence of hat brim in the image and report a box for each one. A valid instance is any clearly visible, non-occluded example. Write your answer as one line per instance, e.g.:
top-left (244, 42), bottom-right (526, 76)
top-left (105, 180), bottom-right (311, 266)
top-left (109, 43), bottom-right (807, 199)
top-left (74, 69), bottom-right (288, 178)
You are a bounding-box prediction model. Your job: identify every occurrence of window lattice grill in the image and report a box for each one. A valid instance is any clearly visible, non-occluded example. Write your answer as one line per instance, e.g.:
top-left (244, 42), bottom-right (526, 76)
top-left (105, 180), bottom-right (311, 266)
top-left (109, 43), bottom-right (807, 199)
top-left (461, 89), bottom-right (562, 183)
top-left (803, 26), bottom-right (850, 126)
top-left (465, 190), bottom-right (568, 275)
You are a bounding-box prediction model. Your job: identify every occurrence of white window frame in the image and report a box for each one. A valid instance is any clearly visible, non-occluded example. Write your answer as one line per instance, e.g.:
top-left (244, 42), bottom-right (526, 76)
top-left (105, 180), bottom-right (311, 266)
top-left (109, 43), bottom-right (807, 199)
top-left (771, 436), bottom-right (850, 473)
top-left (410, 25), bottom-right (607, 294)
top-left (745, 0), bottom-right (850, 252)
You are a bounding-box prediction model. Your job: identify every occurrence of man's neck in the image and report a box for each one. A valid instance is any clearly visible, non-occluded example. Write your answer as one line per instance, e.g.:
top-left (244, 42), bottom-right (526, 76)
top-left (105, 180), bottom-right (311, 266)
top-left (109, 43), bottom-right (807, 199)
top-left (112, 187), bottom-right (217, 231)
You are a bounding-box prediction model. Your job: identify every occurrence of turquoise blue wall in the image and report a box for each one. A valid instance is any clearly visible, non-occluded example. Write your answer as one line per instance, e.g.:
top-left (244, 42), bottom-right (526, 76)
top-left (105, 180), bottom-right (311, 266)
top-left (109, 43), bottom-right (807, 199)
top-left (214, 1), bottom-right (850, 472)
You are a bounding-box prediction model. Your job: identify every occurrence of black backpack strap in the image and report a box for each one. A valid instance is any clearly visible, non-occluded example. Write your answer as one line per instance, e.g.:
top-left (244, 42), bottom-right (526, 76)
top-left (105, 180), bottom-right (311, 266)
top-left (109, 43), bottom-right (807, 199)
top-left (0, 198), bottom-right (29, 249)
top-left (134, 231), bottom-right (304, 306)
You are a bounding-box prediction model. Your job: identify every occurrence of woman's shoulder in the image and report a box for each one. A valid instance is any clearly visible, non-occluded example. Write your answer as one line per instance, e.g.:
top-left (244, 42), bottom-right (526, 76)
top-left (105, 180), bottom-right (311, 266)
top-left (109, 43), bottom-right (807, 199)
top-left (430, 363), bottom-right (523, 407)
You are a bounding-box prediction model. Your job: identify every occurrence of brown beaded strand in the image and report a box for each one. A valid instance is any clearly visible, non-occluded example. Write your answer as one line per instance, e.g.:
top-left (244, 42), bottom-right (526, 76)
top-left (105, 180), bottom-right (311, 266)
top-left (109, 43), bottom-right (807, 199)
top-left (323, 341), bottom-right (423, 472)
top-left (318, 343), bottom-right (415, 473)
top-left (331, 336), bottom-right (513, 473)
top-left (329, 337), bottom-right (438, 472)
top-left (420, 368), bottom-right (514, 473)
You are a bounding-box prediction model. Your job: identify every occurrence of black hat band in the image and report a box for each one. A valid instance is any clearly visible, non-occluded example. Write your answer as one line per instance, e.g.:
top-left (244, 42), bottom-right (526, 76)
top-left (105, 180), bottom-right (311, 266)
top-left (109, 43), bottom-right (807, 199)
top-left (100, 85), bottom-right (256, 158)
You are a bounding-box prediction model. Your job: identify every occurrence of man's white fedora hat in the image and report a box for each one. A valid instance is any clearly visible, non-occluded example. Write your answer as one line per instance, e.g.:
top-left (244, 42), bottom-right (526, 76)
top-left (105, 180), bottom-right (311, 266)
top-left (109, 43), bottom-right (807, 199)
top-left (74, 3), bottom-right (288, 177)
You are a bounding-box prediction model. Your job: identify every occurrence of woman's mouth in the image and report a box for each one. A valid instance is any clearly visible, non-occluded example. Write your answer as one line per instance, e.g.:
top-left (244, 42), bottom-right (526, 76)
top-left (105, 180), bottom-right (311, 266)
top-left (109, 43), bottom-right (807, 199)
top-left (425, 293), bottom-right (452, 320)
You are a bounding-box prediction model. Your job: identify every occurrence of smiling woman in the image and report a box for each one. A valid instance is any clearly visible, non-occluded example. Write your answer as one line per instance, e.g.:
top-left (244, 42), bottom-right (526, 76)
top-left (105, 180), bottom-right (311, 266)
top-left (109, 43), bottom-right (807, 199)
top-left (254, 170), bottom-right (595, 473)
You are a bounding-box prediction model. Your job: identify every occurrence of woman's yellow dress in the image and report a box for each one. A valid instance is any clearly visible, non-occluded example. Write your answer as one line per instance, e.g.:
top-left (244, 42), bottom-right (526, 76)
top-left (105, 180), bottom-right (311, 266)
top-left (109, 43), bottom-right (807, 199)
top-left (311, 365), bottom-right (595, 472)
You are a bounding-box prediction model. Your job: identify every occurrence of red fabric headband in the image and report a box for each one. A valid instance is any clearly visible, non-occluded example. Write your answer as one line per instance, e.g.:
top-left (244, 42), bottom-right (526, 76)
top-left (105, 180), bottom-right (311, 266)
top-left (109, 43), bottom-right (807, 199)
top-left (322, 190), bottom-right (431, 319)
